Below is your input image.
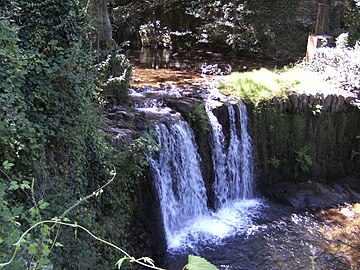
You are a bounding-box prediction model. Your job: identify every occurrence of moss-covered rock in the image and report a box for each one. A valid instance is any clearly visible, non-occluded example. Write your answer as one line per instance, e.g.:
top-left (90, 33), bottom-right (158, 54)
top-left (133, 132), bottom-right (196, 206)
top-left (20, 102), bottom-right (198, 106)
top-left (249, 94), bottom-right (360, 190)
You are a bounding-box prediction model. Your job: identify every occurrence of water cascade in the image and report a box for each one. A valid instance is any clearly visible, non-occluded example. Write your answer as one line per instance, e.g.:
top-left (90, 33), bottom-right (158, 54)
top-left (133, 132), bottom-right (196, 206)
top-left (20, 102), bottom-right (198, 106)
top-left (149, 121), bottom-right (208, 247)
top-left (149, 102), bottom-right (261, 250)
top-left (209, 102), bottom-right (255, 207)
top-left (238, 102), bottom-right (255, 199)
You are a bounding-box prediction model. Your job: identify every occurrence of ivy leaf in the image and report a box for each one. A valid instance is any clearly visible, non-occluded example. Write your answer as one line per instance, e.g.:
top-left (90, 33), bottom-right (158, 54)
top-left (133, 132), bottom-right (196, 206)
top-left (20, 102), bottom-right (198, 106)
top-left (42, 244), bottom-right (51, 255)
top-left (8, 181), bottom-right (19, 191)
top-left (40, 224), bottom-right (50, 236)
top-left (27, 243), bottom-right (38, 254)
top-left (11, 206), bottom-right (23, 216)
top-left (39, 199), bottom-right (50, 210)
top-left (20, 180), bottom-right (31, 190)
top-left (185, 255), bottom-right (219, 270)
top-left (2, 160), bottom-right (14, 170)
top-left (29, 207), bottom-right (39, 218)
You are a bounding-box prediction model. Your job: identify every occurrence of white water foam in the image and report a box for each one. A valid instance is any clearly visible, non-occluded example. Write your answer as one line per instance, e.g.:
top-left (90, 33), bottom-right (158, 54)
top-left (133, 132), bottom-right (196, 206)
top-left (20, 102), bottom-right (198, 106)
top-left (149, 121), bottom-right (208, 247)
top-left (167, 198), bottom-right (264, 250)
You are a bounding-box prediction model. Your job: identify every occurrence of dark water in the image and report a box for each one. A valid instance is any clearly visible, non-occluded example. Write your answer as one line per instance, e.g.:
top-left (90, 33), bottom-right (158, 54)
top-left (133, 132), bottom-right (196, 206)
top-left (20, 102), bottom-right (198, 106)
top-left (129, 48), bottom-right (287, 73)
top-left (163, 200), bottom-right (351, 270)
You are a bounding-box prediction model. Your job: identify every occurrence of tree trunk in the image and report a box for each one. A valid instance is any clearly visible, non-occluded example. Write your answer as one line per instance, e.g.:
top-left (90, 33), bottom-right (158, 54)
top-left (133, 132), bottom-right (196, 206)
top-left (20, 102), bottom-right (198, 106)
top-left (87, 0), bottom-right (114, 52)
top-left (315, 3), bottom-right (330, 35)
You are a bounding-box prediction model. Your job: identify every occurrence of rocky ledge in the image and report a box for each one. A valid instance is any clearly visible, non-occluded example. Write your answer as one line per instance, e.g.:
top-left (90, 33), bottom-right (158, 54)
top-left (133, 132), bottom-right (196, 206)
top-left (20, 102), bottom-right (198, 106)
top-left (265, 178), bottom-right (360, 209)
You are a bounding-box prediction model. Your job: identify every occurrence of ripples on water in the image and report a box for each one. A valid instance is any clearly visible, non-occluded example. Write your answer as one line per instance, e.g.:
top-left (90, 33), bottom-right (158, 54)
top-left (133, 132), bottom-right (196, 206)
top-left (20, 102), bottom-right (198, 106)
top-left (164, 200), bottom-right (351, 270)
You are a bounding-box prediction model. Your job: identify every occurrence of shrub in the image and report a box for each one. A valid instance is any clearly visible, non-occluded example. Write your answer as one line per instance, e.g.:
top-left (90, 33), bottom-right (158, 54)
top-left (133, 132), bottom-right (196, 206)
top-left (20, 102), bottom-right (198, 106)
top-left (96, 52), bottom-right (132, 105)
top-left (295, 146), bottom-right (313, 174)
top-left (301, 44), bottom-right (360, 93)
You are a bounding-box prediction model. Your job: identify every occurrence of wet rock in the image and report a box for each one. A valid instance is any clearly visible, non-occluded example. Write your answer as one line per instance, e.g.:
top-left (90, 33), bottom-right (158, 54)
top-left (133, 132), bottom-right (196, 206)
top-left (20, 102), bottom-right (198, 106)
top-left (289, 94), bottom-right (299, 112)
top-left (165, 97), bottom-right (200, 116)
top-left (108, 128), bottom-right (133, 145)
top-left (323, 94), bottom-right (333, 112)
top-left (264, 180), bottom-right (360, 210)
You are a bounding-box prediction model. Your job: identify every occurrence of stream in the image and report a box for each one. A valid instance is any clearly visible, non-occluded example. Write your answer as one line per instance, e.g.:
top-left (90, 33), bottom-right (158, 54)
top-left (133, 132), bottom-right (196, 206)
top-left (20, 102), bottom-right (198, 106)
top-left (163, 200), bottom-right (356, 270)
top-left (130, 49), bottom-right (359, 270)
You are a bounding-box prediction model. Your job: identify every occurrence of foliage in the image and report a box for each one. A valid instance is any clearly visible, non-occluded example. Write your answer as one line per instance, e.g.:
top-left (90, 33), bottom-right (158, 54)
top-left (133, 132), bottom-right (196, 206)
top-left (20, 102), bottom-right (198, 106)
top-left (186, 1), bottom-right (258, 53)
top-left (183, 255), bottom-right (219, 270)
top-left (300, 43), bottom-right (360, 93)
top-left (295, 146), bottom-right (313, 174)
top-left (268, 156), bottom-right (281, 169)
top-left (188, 104), bottom-right (210, 136)
top-left (342, 0), bottom-right (360, 45)
top-left (111, 0), bottom-right (310, 57)
top-left (0, 168), bottom-right (162, 270)
top-left (96, 51), bottom-right (132, 105)
top-left (0, 0), bottom-right (135, 268)
top-left (111, 0), bottom-right (360, 58)
top-left (218, 67), bottom-right (331, 104)
top-left (139, 20), bottom-right (172, 48)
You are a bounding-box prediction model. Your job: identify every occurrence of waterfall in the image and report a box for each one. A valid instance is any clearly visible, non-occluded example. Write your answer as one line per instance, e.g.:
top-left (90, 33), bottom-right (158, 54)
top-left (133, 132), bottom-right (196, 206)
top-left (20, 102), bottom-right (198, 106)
top-left (149, 102), bottom-right (260, 250)
top-left (206, 108), bottom-right (228, 207)
top-left (149, 121), bottom-right (208, 246)
top-left (208, 102), bottom-right (254, 207)
top-left (238, 102), bottom-right (254, 199)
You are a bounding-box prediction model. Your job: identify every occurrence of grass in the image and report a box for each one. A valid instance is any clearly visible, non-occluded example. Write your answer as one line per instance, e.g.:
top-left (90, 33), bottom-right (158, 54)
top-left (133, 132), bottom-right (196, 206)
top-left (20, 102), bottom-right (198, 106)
top-left (218, 67), bottom-right (334, 104)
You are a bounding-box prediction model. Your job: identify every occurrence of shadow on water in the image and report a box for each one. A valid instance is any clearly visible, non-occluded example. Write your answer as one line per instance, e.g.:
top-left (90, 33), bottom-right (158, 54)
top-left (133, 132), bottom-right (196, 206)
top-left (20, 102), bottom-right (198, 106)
top-left (129, 48), bottom-right (288, 72)
top-left (163, 200), bottom-right (356, 270)
top-left (128, 48), bottom-right (290, 90)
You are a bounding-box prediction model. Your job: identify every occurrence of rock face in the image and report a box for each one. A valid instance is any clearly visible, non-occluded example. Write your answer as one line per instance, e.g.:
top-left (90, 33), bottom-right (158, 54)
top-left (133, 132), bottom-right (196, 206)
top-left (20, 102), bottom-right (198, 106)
top-left (249, 94), bottom-right (360, 189)
top-left (265, 179), bottom-right (360, 209)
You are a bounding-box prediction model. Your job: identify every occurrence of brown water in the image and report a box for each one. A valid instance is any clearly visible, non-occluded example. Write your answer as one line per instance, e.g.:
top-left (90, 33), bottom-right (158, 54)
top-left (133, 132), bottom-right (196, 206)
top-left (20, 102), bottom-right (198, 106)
top-left (129, 48), bottom-right (288, 89)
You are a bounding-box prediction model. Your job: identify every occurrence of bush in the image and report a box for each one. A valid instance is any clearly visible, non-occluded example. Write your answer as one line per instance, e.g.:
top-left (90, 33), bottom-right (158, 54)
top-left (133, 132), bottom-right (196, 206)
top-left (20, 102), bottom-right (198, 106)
top-left (301, 44), bottom-right (360, 93)
top-left (0, 1), bottom-right (135, 268)
top-left (96, 52), bottom-right (132, 105)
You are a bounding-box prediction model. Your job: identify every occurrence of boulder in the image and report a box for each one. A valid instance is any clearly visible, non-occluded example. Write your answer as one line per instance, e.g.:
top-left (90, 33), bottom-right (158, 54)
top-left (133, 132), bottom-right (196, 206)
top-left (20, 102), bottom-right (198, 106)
top-left (264, 180), bottom-right (360, 209)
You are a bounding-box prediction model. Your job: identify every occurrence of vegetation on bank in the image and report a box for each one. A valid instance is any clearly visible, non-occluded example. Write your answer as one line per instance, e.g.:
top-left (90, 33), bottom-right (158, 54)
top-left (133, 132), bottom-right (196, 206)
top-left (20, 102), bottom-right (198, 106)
top-left (218, 36), bottom-right (359, 104)
top-left (0, 1), bottom-right (147, 269)
top-left (218, 67), bottom-right (332, 104)
top-left (112, 0), bottom-right (360, 59)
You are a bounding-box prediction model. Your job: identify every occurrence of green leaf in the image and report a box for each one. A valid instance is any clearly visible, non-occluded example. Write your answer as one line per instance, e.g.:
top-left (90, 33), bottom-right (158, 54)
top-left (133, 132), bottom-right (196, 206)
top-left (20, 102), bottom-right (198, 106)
top-left (185, 255), bottom-right (219, 270)
top-left (2, 160), bottom-right (14, 170)
top-left (11, 206), bottom-right (23, 216)
top-left (39, 199), bottom-right (50, 210)
top-left (29, 207), bottom-right (39, 218)
top-left (27, 243), bottom-right (38, 255)
top-left (8, 181), bottom-right (19, 191)
top-left (54, 242), bottom-right (64, 247)
top-left (40, 224), bottom-right (50, 236)
top-left (42, 244), bottom-right (51, 255)
top-left (20, 180), bottom-right (31, 190)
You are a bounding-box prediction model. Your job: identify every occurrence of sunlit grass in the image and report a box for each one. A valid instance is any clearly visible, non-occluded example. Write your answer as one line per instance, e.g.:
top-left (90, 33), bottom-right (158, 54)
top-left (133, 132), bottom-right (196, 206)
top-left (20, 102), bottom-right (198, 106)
top-left (218, 67), bottom-right (334, 104)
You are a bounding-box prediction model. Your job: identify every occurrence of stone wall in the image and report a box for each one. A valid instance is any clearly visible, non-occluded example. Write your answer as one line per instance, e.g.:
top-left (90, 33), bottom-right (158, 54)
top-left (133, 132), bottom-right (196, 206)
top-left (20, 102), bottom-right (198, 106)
top-left (248, 93), bottom-right (360, 189)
